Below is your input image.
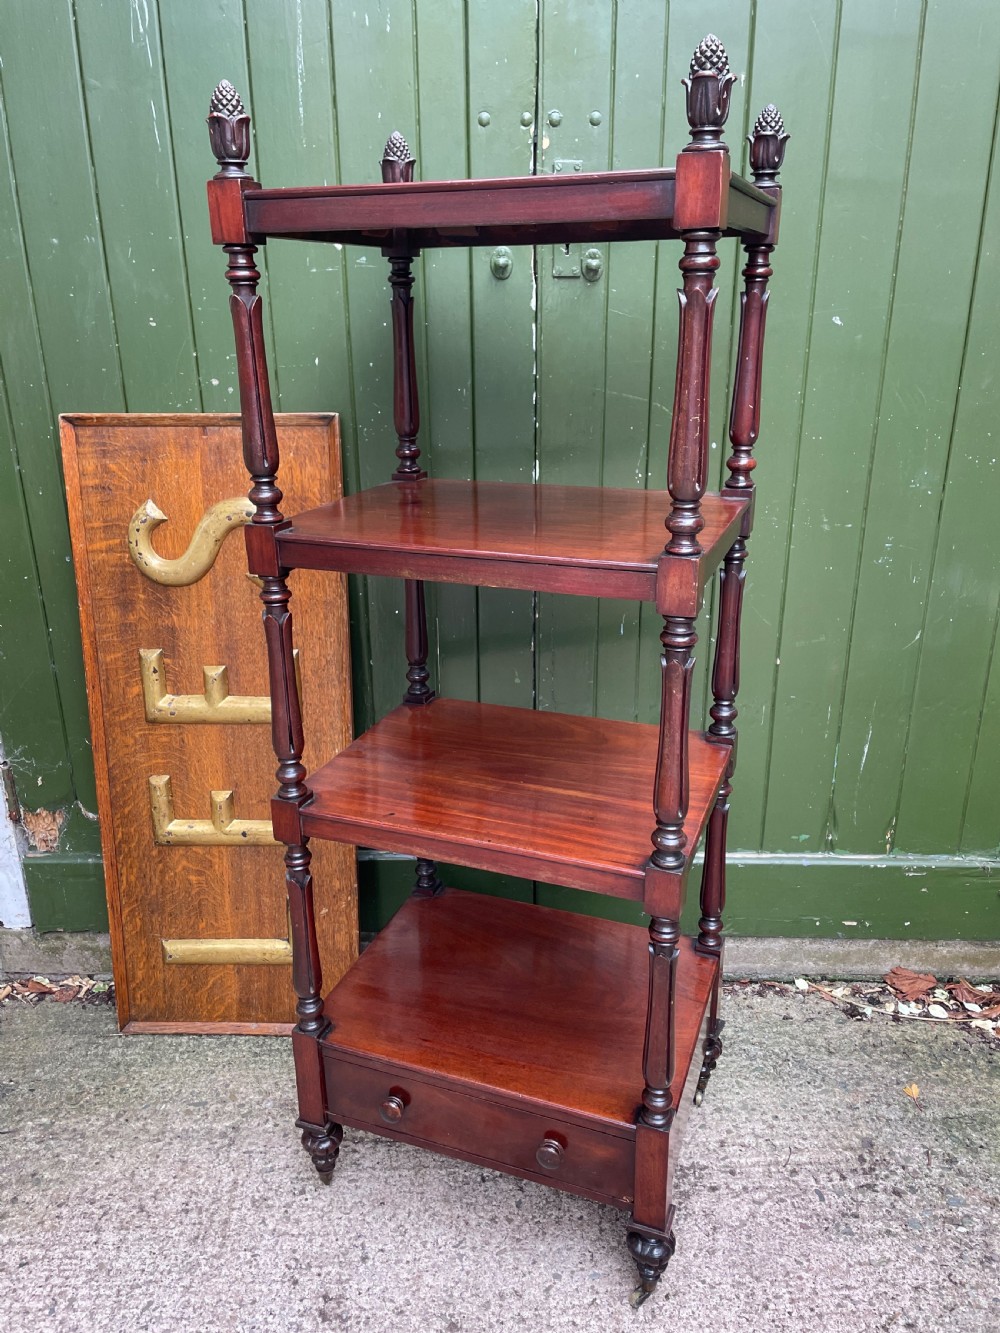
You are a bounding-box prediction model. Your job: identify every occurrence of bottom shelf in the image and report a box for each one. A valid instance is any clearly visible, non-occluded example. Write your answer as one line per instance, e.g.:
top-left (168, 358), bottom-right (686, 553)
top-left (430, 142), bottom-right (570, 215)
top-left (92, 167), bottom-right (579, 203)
top-left (320, 888), bottom-right (718, 1208)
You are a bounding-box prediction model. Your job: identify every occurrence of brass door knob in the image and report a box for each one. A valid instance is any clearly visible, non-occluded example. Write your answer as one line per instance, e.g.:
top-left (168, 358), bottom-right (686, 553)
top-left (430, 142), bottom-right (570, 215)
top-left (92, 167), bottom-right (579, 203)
top-left (379, 1094), bottom-right (406, 1124)
top-left (535, 1136), bottom-right (565, 1170)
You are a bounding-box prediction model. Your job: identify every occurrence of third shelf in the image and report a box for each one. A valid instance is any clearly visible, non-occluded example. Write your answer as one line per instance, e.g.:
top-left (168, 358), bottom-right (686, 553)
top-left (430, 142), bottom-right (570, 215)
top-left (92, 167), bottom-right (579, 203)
top-left (300, 697), bottom-right (730, 901)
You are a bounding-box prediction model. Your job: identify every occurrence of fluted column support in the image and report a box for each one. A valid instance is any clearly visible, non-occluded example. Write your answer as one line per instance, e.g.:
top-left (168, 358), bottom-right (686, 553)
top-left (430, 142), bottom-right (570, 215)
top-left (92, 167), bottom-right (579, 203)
top-left (639, 916), bottom-right (681, 1129)
top-left (664, 234), bottom-right (721, 557)
top-left (726, 102), bottom-right (788, 501)
top-left (650, 616), bottom-right (697, 872)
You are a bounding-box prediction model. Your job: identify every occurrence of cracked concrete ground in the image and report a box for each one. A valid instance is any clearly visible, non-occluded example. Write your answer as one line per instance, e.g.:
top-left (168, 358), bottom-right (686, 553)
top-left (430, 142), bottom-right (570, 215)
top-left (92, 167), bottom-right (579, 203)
top-left (1, 988), bottom-right (997, 1333)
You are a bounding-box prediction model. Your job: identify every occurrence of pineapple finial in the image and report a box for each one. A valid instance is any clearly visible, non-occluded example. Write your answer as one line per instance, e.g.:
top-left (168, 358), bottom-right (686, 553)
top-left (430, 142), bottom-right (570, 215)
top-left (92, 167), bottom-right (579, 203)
top-left (381, 130), bottom-right (415, 183)
top-left (207, 80), bottom-right (251, 178)
top-left (683, 34), bottom-right (737, 151)
top-left (210, 80), bottom-right (245, 118)
top-left (690, 34), bottom-right (731, 78)
top-left (748, 104), bottom-right (790, 185)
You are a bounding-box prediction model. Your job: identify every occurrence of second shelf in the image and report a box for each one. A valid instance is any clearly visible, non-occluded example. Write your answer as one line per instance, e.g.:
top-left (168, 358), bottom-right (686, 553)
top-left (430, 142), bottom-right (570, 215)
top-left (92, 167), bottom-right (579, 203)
top-left (277, 479), bottom-right (747, 613)
top-left (300, 697), bottom-right (730, 899)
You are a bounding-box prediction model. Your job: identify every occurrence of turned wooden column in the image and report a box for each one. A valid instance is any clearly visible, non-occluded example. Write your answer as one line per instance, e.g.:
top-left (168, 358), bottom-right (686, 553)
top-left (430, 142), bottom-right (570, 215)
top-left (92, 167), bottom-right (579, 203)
top-left (385, 253), bottom-right (423, 480)
top-left (382, 131), bottom-right (423, 484)
top-left (700, 536), bottom-right (745, 962)
top-left (381, 131), bottom-right (440, 903)
top-left (629, 916), bottom-right (680, 1301)
top-left (403, 578), bottom-right (434, 707)
top-left (631, 39), bottom-right (739, 1302)
top-left (650, 616), bottom-right (697, 873)
top-left (695, 103), bottom-right (788, 1104)
top-left (381, 131), bottom-right (435, 713)
top-left (209, 83), bottom-right (340, 1177)
top-left (698, 775), bottom-right (731, 955)
top-left (698, 530), bottom-right (745, 974)
top-left (725, 103), bottom-right (788, 508)
top-left (664, 233), bottom-right (720, 557)
top-left (639, 916), bottom-right (681, 1128)
top-left (663, 34), bottom-right (734, 558)
top-left (700, 101), bottom-right (789, 950)
top-left (649, 35), bottom-right (734, 879)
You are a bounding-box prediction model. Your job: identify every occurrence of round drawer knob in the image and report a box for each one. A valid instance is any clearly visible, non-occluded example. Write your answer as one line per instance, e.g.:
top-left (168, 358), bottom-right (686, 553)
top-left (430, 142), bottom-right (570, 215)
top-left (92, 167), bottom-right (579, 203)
top-left (379, 1094), bottom-right (406, 1124)
top-left (535, 1136), bottom-right (565, 1171)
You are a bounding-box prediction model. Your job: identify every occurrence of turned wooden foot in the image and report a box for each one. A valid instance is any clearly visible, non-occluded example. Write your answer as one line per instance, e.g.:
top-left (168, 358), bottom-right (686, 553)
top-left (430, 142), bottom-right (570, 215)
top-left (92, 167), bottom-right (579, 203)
top-left (412, 858), bottom-right (445, 898)
top-left (626, 1228), bottom-right (676, 1306)
top-left (297, 1118), bottom-right (344, 1184)
top-left (694, 1018), bottom-right (726, 1107)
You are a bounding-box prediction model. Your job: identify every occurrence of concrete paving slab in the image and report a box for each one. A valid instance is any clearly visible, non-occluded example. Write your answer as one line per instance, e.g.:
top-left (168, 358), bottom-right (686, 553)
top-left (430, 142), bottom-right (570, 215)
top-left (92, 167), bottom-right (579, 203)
top-left (0, 929), bottom-right (113, 979)
top-left (1, 991), bottom-right (997, 1332)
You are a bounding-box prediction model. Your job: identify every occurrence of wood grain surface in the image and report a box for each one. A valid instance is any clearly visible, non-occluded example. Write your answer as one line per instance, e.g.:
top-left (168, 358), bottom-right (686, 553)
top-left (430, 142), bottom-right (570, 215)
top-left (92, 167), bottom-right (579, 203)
top-left (278, 479), bottom-right (745, 610)
top-left (322, 1050), bottom-right (636, 1207)
top-left (303, 697), bottom-right (729, 898)
top-left (321, 888), bottom-right (716, 1132)
top-left (242, 166), bottom-right (773, 246)
top-left (61, 413), bottom-right (357, 1029)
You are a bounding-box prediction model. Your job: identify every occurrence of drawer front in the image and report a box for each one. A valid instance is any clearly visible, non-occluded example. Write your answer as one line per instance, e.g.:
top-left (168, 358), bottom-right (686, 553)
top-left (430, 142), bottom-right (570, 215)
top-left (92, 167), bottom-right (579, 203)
top-left (323, 1053), bottom-right (634, 1207)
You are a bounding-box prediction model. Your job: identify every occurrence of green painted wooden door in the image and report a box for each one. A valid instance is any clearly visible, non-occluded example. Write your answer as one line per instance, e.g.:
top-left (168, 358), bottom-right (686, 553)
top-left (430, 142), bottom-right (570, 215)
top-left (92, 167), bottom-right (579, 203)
top-left (0, 1), bottom-right (997, 939)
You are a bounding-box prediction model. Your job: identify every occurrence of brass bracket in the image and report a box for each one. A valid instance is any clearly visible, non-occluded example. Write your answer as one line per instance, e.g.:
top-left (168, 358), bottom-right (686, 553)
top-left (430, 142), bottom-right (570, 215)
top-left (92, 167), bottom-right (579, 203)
top-left (161, 936), bottom-right (292, 965)
top-left (162, 903), bottom-right (293, 965)
top-left (148, 774), bottom-right (277, 845)
top-left (139, 648), bottom-right (300, 725)
top-left (128, 494), bottom-right (253, 586)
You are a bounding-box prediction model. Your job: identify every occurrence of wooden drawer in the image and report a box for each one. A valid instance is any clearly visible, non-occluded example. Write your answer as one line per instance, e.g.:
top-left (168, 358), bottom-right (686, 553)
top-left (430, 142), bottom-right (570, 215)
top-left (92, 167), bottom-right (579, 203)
top-left (323, 1053), bottom-right (635, 1208)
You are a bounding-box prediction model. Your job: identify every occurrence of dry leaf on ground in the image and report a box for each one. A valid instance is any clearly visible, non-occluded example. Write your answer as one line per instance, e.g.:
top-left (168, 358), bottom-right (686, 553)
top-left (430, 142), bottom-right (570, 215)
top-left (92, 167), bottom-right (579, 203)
top-left (23, 977), bottom-right (56, 994)
top-left (903, 1083), bottom-right (921, 1102)
top-left (885, 967), bottom-right (938, 1002)
top-left (947, 979), bottom-right (998, 1006)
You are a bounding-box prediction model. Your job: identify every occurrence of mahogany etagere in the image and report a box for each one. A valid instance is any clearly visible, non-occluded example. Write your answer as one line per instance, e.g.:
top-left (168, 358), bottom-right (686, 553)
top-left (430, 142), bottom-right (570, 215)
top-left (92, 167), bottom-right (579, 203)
top-left (206, 34), bottom-right (786, 1304)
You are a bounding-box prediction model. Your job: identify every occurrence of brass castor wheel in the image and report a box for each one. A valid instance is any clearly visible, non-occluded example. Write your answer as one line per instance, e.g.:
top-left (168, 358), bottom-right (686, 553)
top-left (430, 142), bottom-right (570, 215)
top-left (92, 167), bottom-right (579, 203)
top-left (694, 1022), bottom-right (725, 1107)
top-left (297, 1118), bottom-right (344, 1183)
top-left (626, 1229), bottom-right (676, 1307)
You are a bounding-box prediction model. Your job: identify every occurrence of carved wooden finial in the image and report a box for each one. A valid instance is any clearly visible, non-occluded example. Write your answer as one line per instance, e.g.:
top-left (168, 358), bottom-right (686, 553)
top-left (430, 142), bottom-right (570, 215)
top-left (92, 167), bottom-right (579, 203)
top-left (691, 33), bottom-right (730, 77)
top-left (381, 130), bottom-right (415, 183)
top-left (210, 79), bottom-right (245, 118)
top-left (207, 80), bottom-right (251, 177)
top-left (382, 130), bottom-right (413, 163)
top-left (683, 34), bottom-right (737, 150)
top-left (748, 103), bottom-right (789, 185)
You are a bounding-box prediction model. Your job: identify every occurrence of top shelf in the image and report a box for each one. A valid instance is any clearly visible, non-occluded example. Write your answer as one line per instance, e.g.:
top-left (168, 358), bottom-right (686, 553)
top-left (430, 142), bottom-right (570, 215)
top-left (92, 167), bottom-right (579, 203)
top-left (241, 167), bottom-right (776, 250)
